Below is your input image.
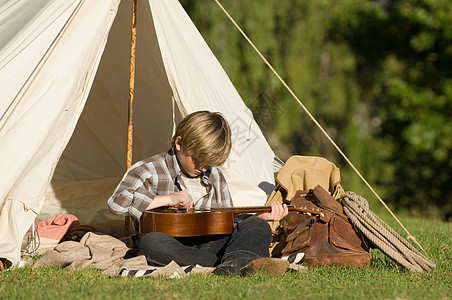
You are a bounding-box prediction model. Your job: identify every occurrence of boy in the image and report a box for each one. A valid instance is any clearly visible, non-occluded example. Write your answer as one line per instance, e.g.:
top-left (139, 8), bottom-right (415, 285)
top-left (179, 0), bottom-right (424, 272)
top-left (108, 111), bottom-right (289, 276)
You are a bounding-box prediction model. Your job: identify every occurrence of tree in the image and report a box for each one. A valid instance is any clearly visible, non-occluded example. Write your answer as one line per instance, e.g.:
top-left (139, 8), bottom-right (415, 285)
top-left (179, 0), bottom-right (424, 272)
top-left (328, 0), bottom-right (452, 218)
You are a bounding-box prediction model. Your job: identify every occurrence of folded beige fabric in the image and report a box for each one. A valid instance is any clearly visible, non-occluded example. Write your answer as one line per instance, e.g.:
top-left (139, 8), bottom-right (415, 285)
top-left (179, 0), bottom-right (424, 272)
top-left (34, 240), bottom-right (90, 268)
top-left (34, 232), bottom-right (127, 271)
top-left (34, 232), bottom-right (214, 278)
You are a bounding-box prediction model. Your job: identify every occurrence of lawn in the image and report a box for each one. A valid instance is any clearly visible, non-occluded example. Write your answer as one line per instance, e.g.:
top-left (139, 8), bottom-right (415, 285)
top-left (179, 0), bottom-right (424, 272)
top-left (1, 217), bottom-right (451, 300)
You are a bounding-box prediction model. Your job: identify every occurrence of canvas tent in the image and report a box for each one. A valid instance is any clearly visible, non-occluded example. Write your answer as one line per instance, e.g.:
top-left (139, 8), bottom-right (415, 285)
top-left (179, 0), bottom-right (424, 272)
top-left (0, 0), bottom-right (278, 267)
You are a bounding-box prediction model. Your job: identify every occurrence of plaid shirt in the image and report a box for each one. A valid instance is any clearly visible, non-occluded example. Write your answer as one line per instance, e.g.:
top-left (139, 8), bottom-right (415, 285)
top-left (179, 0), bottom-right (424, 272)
top-left (107, 149), bottom-right (233, 221)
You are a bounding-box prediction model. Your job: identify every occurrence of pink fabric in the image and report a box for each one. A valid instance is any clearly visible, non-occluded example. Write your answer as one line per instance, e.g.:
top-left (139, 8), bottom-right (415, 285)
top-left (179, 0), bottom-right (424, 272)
top-left (37, 214), bottom-right (80, 244)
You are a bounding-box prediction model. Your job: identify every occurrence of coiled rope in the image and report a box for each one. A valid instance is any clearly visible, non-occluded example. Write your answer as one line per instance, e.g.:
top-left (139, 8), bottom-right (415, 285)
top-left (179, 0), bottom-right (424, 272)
top-left (339, 191), bottom-right (435, 273)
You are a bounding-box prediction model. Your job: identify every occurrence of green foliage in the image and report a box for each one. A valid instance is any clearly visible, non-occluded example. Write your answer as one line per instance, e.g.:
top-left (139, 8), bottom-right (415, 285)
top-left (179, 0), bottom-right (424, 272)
top-left (328, 0), bottom-right (452, 218)
top-left (1, 218), bottom-right (450, 299)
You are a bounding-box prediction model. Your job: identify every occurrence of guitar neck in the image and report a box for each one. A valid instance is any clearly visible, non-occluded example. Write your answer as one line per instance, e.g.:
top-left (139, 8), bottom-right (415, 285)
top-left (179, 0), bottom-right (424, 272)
top-left (214, 205), bottom-right (323, 216)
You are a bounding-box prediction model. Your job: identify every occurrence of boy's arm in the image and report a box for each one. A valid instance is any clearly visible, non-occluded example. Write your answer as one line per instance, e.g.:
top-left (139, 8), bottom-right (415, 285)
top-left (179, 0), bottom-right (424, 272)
top-left (107, 161), bottom-right (157, 221)
top-left (107, 162), bottom-right (194, 220)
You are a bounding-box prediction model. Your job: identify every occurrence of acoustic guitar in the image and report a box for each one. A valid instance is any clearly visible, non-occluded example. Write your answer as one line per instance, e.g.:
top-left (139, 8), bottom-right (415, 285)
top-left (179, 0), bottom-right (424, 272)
top-left (139, 205), bottom-right (323, 237)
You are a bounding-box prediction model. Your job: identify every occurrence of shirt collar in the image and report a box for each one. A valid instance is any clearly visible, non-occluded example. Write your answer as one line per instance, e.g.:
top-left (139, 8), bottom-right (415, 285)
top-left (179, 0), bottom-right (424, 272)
top-left (203, 167), bottom-right (212, 179)
top-left (165, 148), bottom-right (181, 179)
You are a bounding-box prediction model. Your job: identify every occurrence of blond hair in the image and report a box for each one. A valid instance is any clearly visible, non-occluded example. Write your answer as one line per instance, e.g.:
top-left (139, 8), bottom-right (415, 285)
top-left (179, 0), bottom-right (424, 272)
top-left (171, 111), bottom-right (232, 167)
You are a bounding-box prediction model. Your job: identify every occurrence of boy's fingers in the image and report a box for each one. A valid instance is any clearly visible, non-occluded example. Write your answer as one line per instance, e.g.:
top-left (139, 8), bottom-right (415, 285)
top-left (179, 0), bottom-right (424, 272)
top-left (268, 202), bottom-right (289, 220)
top-left (283, 203), bottom-right (289, 215)
top-left (177, 191), bottom-right (193, 208)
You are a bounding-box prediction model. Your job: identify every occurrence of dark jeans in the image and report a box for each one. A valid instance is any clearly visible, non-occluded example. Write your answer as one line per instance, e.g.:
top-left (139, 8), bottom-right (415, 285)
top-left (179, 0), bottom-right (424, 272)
top-left (138, 216), bottom-right (272, 267)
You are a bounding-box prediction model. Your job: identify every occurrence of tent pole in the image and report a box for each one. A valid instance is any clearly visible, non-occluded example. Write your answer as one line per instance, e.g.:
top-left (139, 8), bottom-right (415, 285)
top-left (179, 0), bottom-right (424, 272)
top-left (125, 0), bottom-right (138, 236)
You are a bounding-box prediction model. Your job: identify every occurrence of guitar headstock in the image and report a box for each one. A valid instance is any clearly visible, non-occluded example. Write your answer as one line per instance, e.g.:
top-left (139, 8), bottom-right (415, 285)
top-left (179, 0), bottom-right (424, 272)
top-left (287, 205), bottom-right (325, 217)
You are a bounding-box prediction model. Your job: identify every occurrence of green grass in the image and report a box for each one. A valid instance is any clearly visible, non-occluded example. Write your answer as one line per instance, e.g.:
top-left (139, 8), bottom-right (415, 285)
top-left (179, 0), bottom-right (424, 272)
top-left (1, 217), bottom-right (451, 300)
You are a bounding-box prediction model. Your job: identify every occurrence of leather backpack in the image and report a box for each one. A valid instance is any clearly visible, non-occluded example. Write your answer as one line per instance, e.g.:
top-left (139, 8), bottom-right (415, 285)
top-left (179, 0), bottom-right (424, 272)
top-left (272, 185), bottom-right (371, 268)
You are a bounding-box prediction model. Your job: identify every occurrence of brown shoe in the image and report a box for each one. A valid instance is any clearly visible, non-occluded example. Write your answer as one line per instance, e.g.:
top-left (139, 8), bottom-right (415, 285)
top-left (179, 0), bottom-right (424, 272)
top-left (239, 257), bottom-right (290, 277)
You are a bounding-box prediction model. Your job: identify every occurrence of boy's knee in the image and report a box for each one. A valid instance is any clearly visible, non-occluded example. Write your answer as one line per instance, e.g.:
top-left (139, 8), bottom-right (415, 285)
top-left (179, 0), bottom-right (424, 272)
top-left (238, 216), bottom-right (272, 236)
top-left (138, 232), bottom-right (171, 252)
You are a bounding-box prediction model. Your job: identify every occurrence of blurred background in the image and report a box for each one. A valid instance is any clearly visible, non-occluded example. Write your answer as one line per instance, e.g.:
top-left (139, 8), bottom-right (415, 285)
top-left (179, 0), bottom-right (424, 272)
top-left (180, 0), bottom-right (451, 220)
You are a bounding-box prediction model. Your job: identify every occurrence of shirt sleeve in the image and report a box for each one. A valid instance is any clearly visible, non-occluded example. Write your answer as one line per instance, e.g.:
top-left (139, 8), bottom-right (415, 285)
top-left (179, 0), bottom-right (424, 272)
top-left (107, 161), bottom-right (156, 221)
top-left (218, 170), bottom-right (233, 207)
top-left (211, 167), bottom-right (233, 208)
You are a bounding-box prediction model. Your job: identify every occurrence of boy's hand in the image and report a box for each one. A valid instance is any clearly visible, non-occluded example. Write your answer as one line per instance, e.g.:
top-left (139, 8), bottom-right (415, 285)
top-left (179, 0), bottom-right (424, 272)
top-left (146, 191), bottom-right (194, 210)
top-left (166, 191), bottom-right (194, 209)
top-left (257, 202), bottom-right (289, 221)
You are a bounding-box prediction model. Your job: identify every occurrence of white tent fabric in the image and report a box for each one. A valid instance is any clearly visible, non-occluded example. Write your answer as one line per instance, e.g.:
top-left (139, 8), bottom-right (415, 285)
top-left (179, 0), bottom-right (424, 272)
top-left (0, 0), bottom-right (276, 267)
